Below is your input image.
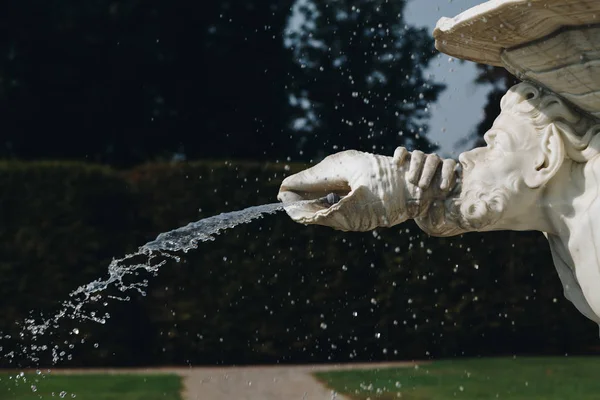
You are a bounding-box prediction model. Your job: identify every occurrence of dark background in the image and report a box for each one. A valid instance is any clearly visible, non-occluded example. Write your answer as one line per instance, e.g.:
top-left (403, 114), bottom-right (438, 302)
top-left (0, 0), bottom-right (596, 368)
top-left (0, 0), bottom-right (441, 165)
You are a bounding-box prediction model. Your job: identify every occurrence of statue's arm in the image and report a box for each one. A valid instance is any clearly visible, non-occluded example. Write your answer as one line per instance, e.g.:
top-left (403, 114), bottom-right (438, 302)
top-left (278, 146), bottom-right (469, 234)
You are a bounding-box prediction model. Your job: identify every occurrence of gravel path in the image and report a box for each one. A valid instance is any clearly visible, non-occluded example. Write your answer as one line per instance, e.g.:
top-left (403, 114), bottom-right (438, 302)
top-left (29, 362), bottom-right (419, 400)
top-left (179, 365), bottom-right (344, 400)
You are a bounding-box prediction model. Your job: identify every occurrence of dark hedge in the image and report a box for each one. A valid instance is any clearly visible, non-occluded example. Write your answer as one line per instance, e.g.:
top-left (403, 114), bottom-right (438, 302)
top-left (0, 161), bottom-right (597, 367)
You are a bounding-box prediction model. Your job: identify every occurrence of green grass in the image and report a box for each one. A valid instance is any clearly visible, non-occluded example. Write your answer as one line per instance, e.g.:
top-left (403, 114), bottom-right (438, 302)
top-left (0, 373), bottom-right (182, 400)
top-left (315, 357), bottom-right (600, 400)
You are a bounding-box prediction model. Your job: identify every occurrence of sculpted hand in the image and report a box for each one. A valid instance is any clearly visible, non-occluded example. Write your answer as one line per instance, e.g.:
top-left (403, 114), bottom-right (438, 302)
top-left (404, 149), bottom-right (458, 192)
top-left (402, 149), bottom-right (463, 237)
top-left (277, 149), bottom-right (413, 231)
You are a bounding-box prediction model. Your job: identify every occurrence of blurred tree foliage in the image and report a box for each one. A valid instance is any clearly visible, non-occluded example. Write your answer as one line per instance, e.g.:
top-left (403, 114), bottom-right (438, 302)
top-left (0, 161), bottom-right (596, 367)
top-left (0, 0), bottom-right (442, 166)
top-left (284, 0), bottom-right (443, 158)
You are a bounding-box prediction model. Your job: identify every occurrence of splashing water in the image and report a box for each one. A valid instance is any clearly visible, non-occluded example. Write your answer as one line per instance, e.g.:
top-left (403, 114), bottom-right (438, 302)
top-left (73, 202), bottom-right (288, 298)
top-left (11, 200), bottom-right (311, 365)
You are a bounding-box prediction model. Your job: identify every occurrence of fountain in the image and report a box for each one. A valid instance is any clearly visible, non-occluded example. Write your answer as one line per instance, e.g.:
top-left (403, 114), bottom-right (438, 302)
top-left (279, 0), bottom-right (600, 326)
top-left (7, 0), bottom-right (600, 376)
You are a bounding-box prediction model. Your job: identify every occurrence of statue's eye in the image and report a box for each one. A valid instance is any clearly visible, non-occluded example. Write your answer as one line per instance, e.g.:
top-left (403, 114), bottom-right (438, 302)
top-left (484, 132), bottom-right (496, 146)
top-left (495, 133), bottom-right (512, 149)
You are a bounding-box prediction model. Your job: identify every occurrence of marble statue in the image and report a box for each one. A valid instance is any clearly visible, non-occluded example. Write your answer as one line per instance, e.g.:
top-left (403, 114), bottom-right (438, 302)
top-left (278, 0), bottom-right (600, 325)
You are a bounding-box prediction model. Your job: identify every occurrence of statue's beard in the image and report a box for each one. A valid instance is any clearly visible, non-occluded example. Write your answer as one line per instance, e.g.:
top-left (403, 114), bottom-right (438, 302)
top-left (452, 180), bottom-right (511, 231)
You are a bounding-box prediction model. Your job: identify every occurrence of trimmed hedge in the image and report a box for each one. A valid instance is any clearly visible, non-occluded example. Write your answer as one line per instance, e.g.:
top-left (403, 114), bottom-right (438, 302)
top-left (0, 160), bottom-right (597, 367)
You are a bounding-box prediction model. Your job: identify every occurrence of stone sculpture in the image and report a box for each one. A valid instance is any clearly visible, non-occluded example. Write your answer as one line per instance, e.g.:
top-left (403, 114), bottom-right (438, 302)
top-left (278, 0), bottom-right (600, 325)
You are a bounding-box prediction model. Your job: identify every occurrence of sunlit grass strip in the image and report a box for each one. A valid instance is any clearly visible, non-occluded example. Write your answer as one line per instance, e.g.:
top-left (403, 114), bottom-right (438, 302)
top-left (315, 357), bottom-right (600, 399)
top-left (0, 373), bottom-right (182, 400)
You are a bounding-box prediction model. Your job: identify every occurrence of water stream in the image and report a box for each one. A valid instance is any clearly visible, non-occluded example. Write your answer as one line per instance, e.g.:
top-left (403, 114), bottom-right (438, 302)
top-left (9, 200), bottom-right (316, 365)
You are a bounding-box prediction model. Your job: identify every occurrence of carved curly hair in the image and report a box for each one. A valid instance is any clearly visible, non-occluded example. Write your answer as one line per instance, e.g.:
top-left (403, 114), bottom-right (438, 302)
top-left (500, 82), bottom-right (600, 163)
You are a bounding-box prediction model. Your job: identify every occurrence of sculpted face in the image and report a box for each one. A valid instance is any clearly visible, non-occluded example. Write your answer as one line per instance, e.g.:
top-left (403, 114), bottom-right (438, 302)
top-left (455, 114), bottom-right (542, 230)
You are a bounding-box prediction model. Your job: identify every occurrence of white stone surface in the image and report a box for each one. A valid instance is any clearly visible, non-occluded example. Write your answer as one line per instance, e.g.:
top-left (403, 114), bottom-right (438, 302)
top-left (433, 0), bottom-right (600, 66)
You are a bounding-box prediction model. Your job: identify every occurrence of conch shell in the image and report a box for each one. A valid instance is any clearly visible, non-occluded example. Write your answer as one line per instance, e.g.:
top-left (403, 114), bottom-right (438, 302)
top-left (277, 150), bottom-right (455, 232)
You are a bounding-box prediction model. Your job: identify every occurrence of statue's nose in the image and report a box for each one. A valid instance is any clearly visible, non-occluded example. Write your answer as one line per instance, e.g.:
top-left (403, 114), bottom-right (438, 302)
top-left (459, 147), bottom-right (484, 170)
top-left (458, 152), bottom-right (472, 170)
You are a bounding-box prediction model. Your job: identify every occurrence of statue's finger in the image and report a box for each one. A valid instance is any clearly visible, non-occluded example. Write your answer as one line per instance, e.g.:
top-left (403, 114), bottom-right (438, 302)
top-left (392, 147), bottom-right (409, 167)
top-left (407, 150), bottom-right (425, 185)
top-left (418, 153), bottom-right (441, 189)
top-left (440, 159), bottom-right (457, 190)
